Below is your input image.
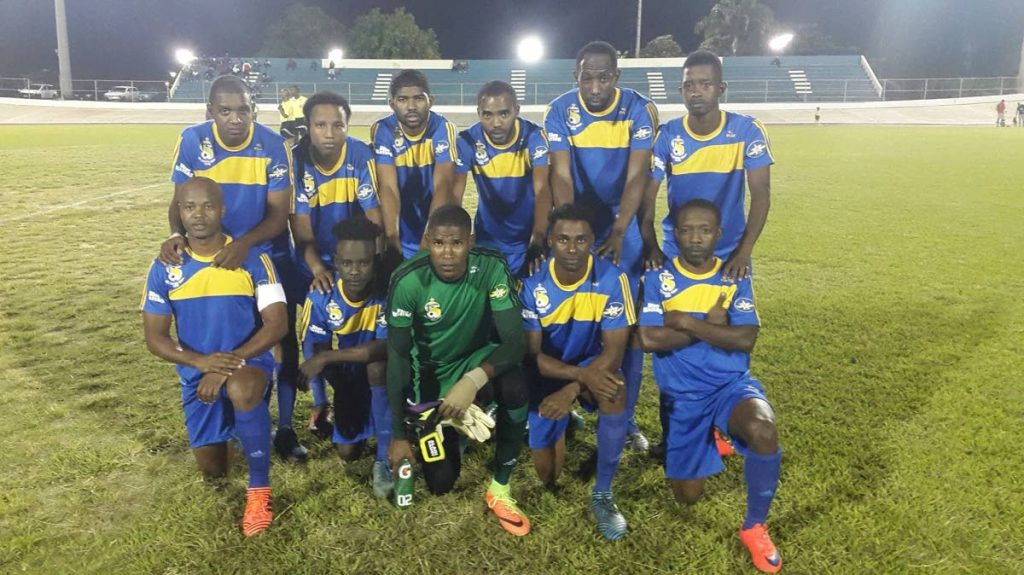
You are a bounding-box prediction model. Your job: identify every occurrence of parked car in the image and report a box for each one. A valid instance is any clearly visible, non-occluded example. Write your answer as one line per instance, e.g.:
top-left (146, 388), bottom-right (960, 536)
top-left (18, 84), bottom-right (59, 99)
top-left (103, 85), bottom-right (153, 102)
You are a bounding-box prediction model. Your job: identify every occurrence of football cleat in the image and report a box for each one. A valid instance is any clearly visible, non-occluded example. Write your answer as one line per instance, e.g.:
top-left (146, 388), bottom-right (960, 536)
top-left (486, 488), bottom-right (531, 537)
top-left (591, 491), bottom-right (628, 541)
top-left (273, 427), bottom-right (309, 462)
top-left (740, 523), bottom-right (782, 573)
top-left (242, 487), bottom-right (273, 537)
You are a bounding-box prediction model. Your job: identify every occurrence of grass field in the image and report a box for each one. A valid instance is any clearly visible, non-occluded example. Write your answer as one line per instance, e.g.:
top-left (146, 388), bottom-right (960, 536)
top-left (1, 124), bottom-right (1023, 574)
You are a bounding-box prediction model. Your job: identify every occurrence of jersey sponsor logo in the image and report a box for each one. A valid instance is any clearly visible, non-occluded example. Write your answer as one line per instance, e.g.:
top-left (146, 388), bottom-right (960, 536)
top-left (302, 172), bottom-right (316, 194)
top-left (653, 156), bottom-right (666, 171)
top-left (548, 133), bottom-right (563, 143)
top-left (469, 265), bottom-right (479, 274)
top-left (746, 140), bottom-right (767, 159)
top-left (165, 265), bottom-right (184, 287)
top-left (603, 302), bottom-right (624, 319)
top-left (309, 324), bottom-right (328, 336)
top-left (269, 164), bottom-right (289, 180)
top-left (566, 103), bottom-right (582, 130)
top-left (726, 129), bottom-right (737, 139)
top-left (424, 297), bottom-right (443, 321)
top-left (375, 145), bottom-right (393, 157)
top-left (522, 309), bottom-right (538, 320)
top-left (434, 141), bottom-right (449, 155)
top-left (253, 143), bottom-right (263, 152)
top-left (346, 163), bottom-right (355, 171)
top-left (455, 157), bottom-right (465, 168)
top-left (198, 137), bottom-right (215, 166)
top-left (392, 308), bottom-right (412, 319)
top-left (633, 126), bottom-right (653, 140)
top-left (733, 297), bottom-right (755, 313)
top-left (533, 285), bottom-right (551, 313)
top-left (376, 311), bottom-right (388, 328)
top-left (356, 184), bottom-right (374, 201)
top-left (147, 290), bottom-right (166, 304)
top-left (670, 135), bottom-right (686, 162)
top-left (659, 270), bottom-right (677, 297)
top-left (642, 302), bottom-right (663, 314)
top-left (533, 145), bottom-right (548, 160)
top-left (474, 141), bottom-right (489, 166)
top-left (174, 162), bottom-right (193, 178)
top-left (489, 284), bottom-right (509, 300)
top-left (297, 193), bottom-right (309, 204)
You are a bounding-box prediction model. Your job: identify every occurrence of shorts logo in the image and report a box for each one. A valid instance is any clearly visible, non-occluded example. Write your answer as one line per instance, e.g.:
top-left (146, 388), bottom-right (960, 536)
top-left (603, 302), bottom-right (624, 319)
top-left (489, 284), bottom-right (509, 300)
top-left (670, 135), bottom-right (686, 162)
top-left (633, 126), bottom-right (653, 140)
top-left (147, 291), bottom-right (165, 304)
top-left (356, 184), bottom-right (375, 201)
top-left (746, 140), bottom-right (767, 159)
top-left (375, 145), bottom-right (393, 157)
top-left (733, 297), bottom-right (755, 313)
top-left (474, 141), bottom-right (489, 166)
top-left (434, 142), bottom-right (449, 155)
top-left (532, 145), bottom-right (548, 160)
top-left (392, 308), bottom-right (412, 319)
top-left (174, 163), bottom-right (193, 178)
top-left (165, 265), bottom-right (184, 287)
top-left (269, 164), bottom-right (289, 180)
top-left (198, 137), bottom-right (215, 166)
top-left (326, 301), bottom-right (343, 326)
top-left (659, 270), bottom-right (677, 297)
top-left (424, 297), bottom-right (442, 321)
top-left (566, 103), bottom-right (582, 130)
top-left (642, 302), bottom-right (663, 314)
top-left (533, 285), bottom-right (551, 313)
top-left (302, 172), bottom-right (316, 194)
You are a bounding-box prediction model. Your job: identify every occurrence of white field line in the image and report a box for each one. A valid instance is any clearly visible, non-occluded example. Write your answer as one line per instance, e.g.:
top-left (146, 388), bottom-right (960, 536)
top-left (0, 182), bottom-right (165, 225)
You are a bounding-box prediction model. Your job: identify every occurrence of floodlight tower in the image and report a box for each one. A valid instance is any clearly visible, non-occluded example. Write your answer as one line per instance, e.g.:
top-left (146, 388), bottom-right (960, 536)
top-left (54, 0), bottom-right (73, 99)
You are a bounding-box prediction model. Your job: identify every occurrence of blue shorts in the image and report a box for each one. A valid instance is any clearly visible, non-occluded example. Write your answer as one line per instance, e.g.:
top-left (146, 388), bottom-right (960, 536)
top-left (662, 374), bottom-right (769, 481)
top-left (526, 357), bottom-right (604, 450)
top-left (180, 360), bottom-right (274, 449)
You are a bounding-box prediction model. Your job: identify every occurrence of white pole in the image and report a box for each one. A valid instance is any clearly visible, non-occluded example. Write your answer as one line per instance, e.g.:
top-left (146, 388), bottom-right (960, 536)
top-left (54, 0), bottom-right (73, 99)
top-left (634, 0), bottom-right (643, 58)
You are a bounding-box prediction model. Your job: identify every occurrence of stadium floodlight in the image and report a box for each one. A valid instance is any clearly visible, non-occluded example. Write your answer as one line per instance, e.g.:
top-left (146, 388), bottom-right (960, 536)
top-left (517, 36), bottom-right (544, 63)
top-left (768, 33), bottom-right (794, 53)
top-left (327, 48), bottom-right (343, 63)
top-left (174, 48), bottom-right (197, 67)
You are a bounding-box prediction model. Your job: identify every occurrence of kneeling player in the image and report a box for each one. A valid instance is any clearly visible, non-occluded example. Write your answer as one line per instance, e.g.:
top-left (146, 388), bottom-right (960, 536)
top-left (297, 217), bottom-right (393, 497)
top-left (386, 205), bottom-right (531, 536)
top-left (520, 204), bottom-right (635, 540)
top-left (142, 177), bottom-right (286, 537)
top-left (637, 199), bottom-right (783, 573)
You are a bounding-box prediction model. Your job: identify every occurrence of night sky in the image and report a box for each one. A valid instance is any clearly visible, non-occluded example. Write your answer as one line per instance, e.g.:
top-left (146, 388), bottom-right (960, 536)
top-left (1, 0), bottom-right (1021, 81)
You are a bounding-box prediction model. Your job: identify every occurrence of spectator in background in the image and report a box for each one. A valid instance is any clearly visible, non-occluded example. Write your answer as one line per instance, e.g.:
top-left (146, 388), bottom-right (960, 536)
top-left (814, 106), bottom-right (821, 124)
top-left (1015, 102), bottom-right (1024, 127)
top-left (242, 61), bottom-right (252, 75)
top-left (310, 59), bottom-right (320, 71)
top-left (327, 60), bottom-right (337, 81)
top-left (287, 58), bottom-right (297, 71)
top-left (996, 99), bottom-right (1006, 127)
top-left (264, 59), bottom-right (272, 69)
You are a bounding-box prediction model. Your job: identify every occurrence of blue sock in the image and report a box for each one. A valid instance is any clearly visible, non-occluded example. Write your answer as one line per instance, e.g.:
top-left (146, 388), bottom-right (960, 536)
top-left (622, 347), bottom-right (643, 435)
top-left (371, 385), bottom-right (391, 462)
top-left (277, 379), bottom-right (296, 429)
top-left (311, 376), bottom-right (328, 409)
top-left (235, 403), bottom-right (272, 488)
top-left (743, 448), bottom-right (782, 529)
top-left (593, 409), bottom-right (629, 493)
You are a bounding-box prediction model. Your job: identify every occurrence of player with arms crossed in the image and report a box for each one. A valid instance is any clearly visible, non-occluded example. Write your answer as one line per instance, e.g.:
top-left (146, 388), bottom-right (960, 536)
top-left (372, 70), bottom-right (459, 259)
top-left (386, 205), bottom-right (532, 536)
top-left (142, 177), bottom-right (287, 537)
top-left (453, 81), bottom-right (551, 277)
top-left (545, 41), bottom-right (658, 451)
top-left (637, 199), bottom-right (783, 574)
top-left (520, 204), bottom-right (636, 540)
top-left (297, 217), bottom-right (394, 497)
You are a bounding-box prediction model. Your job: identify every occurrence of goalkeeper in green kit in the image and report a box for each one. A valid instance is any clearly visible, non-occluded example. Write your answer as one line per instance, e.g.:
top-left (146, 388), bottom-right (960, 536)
top-left (386, 205), bottom-right (532, 536)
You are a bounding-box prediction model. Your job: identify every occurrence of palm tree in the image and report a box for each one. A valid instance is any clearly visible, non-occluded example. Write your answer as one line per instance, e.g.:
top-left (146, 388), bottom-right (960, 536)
top-left (695, 0), bottom-right (775, 56)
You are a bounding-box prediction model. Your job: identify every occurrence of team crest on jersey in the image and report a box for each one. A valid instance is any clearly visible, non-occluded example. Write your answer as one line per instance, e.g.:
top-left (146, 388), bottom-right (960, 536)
top-left (659, 270), bottom-right (677, 297)
top-left (474, 141), bottom-right (490, 166)
top-left (165, 265), bottom-right (184, 287)
top-left (303, 172), bottom-right (316, 194)
top-left (566, 103), bottom-right (582, 130)
top-left (392, 127), bottom-right (406, 152)
top-left (746, 140), bottom-right (767, 159)
top-left (424, 297), bottom-right (442, 321)
top-left (357, 184), bottom-right (374, 201)
top-left (733, 297), bottom-right (755, 313)
top-left (533, 285), bottom-right (551, 314)
top-left (198, 137), bottom-right (215, 165)
top-left (326, 301), bottom-right (344, 326)
top-left (603, 302), bottom-right (624, 319)
top-left (670, 135), bottom-right (686, 161)
top-left (489, 284), bottom-right (509, 300)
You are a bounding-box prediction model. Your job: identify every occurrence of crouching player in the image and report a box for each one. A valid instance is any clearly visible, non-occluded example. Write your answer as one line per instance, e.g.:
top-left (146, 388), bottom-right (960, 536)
top-left (297, 217), bottom-right (394, 498)
top-left (520, 204), bottom-right (635, 541)
top-left (637, 199), bottom-right (783, 573)
top-left (142, 177), bottom-right (285, 537)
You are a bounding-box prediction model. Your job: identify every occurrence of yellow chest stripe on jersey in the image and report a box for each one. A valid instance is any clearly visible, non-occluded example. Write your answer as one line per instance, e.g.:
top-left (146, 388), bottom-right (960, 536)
top-left (194, 155), bottom-right (272, 186)
top-left (568, 120), bottom-right (634, 149)
top-left (168, 266), bottom-right (255, 301)
top-left (670, 142), bottom-right (744, 176)
top-left (313, 177), bottom-right (359, 207)
top-left (539, 292), bottom-right (609, 327)
top-left (395, 140), bottom-right (436, 168)
top-left (334, 304), bottom-right (382, 336)
top-left (662, 284), bottom-right (737, 314)
top-left (473, 148), bottom-right (529, 179)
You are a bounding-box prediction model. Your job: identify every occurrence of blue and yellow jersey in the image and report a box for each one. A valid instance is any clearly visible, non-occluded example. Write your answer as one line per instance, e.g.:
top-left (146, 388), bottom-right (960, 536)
top-left (544, 87), bottom-right (658, 235)
top-left (170, 121), bottom-right (293, 256)
top-left (455, 118), bottom-right (549, 274)
top-left (293, 137), bottom-right (380, 276)
top-left (520, 255), bottom-right (636, 364)
top-left (370, 111), bottom-right (459, 258)
top-left (141, 237), bottom-right (284, 382)
top-left (298, 276), bottom-right (387, 356)
top-left (638, 257), bottom-right (760, 397)
top-left (650, 111), bottom-right (774, 259)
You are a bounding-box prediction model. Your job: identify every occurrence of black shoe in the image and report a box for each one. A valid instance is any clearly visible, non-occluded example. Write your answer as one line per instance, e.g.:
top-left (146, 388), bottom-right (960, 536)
top-left (575, 448), bottom-right (597, 482)
top-left (273, 426), bottom-right (309, 462)
top-left (649, 441), bottom-right (666, 464)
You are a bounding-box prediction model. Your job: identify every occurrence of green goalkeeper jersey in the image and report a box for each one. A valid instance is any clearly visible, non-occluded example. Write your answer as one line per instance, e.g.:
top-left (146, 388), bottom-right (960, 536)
top-left (387, 248), bottom-right (522, 405)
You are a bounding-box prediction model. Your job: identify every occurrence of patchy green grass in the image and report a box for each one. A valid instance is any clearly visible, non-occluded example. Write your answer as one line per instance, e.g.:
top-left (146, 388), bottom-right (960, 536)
top-left (0, 124), bottom-right (1022, 574)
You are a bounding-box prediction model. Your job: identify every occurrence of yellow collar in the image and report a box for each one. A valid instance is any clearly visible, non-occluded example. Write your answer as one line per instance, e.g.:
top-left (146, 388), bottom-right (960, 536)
top-left (185, 235), bottom-right (233, 263)
top-left (484, 119), bottom-right (520, 151)
top-left (683, 111), bottom-right (726, 142)
top-left (673, 256), bottom-right (721, 280)
top-left (212, 123), bottom-right (253, 152)
top-left (577, 88), bottom-right (621, 118)
top-left (551, 255), bottom-right (592, 291)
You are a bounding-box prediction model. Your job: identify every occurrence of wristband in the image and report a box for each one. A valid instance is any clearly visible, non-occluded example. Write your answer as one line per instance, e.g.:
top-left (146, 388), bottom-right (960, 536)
top-left (462, 367), bottom-right (489, 391)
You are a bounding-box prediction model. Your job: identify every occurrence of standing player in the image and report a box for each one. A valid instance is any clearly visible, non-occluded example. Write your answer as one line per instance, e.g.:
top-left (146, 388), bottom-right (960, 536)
top-left (297, 217), bottom-right (393, 497)
top-left (143, 177), bottom-right (286, 537)
top-left (372, 70), bottom-right (459, 259)
top-left (453, 81), bottom-right (551, 277)
top-left (637, 199), bottom-right (783, 574)
top-left (386, 205), bottom-right (531, 536)
top-left (545, 41), bottom-right (658, 450)
top-left (520, 204), bottom-right (635, 540)
top-left (159, 75), bottom-right (306, 463)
